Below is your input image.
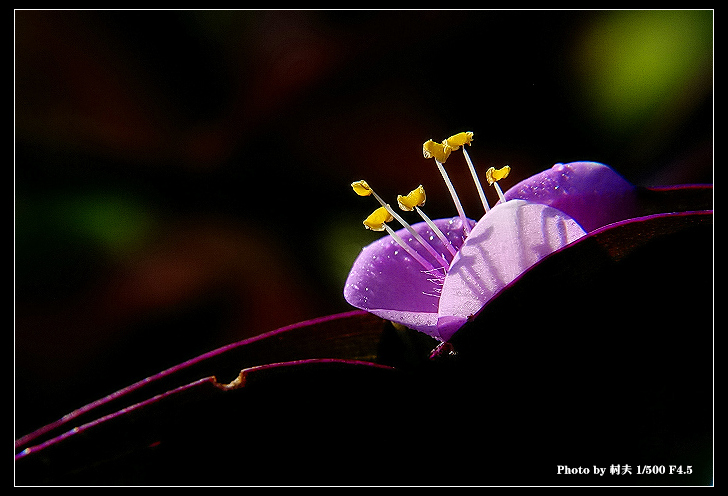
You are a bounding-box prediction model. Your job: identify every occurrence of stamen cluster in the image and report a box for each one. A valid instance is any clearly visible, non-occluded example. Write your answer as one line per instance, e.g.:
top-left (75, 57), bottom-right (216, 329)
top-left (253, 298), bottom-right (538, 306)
top-left (351, 131), bottom-right (511, 274)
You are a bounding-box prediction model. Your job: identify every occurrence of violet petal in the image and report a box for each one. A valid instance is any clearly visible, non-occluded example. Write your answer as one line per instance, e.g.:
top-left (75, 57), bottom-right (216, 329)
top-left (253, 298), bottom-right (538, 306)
top-left (343, 216), bottom-right (472, 338)
top-left (437, 200), bottom-right (586, 341)
top-left (503, 161), bottom-right (639, 232)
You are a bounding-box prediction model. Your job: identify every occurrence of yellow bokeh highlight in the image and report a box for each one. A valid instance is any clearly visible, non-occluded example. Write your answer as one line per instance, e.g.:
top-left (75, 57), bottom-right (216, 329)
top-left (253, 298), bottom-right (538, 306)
top-left (570, 10), bottom-right (712, 137)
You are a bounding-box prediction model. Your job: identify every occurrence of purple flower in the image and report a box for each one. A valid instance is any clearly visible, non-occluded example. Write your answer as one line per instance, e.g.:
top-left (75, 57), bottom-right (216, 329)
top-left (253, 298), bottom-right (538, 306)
top-left (344, 200), bottom-right (587, 341)
top-left (344, 133), bottom-right (696, 342)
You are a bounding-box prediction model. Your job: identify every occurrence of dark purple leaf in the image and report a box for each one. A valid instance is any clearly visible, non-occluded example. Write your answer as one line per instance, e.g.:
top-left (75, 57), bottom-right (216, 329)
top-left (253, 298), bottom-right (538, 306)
top-left (15, 190), bottom-right (712, 486)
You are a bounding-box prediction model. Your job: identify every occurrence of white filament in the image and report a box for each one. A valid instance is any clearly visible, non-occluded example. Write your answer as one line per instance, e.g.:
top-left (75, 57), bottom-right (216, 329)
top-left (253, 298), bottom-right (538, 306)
top-left (414, 206), bottom-right (458, 258)
top-left (435, 160), bottom-right (471, 237)
top-left (462, 147), bottom-right (490, 214)
top-left (383, 224), bottom-right (437, 273)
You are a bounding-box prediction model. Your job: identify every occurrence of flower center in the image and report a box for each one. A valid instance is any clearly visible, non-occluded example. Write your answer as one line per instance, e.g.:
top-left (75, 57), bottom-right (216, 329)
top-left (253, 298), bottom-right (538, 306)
top-left (352, 131), bottom-right (511, 277)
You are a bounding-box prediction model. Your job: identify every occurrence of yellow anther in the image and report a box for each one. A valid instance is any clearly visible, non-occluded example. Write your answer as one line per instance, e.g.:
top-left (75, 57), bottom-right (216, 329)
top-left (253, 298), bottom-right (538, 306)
top-left (442, 131), bottom-right (474, 150)
top-left (351, 180), bottom-right (373, 196)
top-left (397, 185), bottom-right (426, 211)
top-left (486, 165), bottom-right (511, 185)
top-left (363, 206), bottom-right (393, 231)
top-left (423, 139), bottom-right (452, 163)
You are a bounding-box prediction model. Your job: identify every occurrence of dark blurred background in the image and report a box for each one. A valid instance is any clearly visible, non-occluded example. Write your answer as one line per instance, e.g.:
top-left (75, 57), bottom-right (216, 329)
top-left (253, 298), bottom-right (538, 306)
top-left (15, 10), bottom-right (713, 438)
